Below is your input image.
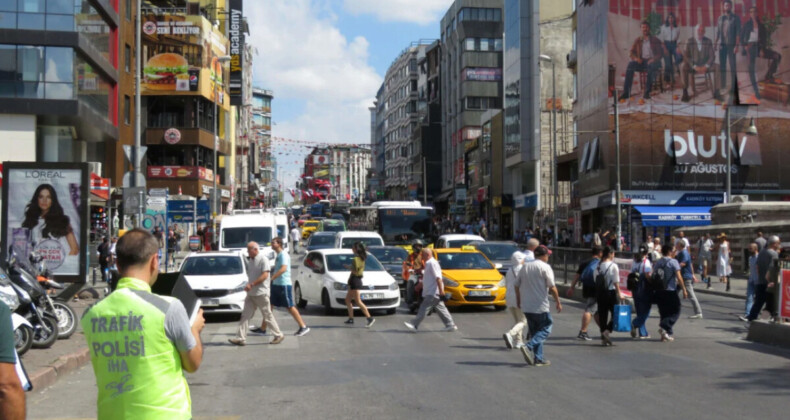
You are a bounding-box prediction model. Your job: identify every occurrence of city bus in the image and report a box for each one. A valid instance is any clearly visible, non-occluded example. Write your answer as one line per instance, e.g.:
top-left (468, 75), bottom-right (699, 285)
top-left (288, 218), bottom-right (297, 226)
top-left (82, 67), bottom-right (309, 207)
top-left (349, 201), bottom-right (435, 247)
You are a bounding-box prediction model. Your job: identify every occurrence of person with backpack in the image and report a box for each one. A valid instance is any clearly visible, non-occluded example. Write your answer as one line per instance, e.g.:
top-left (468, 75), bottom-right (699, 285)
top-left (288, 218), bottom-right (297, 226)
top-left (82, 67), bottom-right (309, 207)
top-left (629, 244), bottom-right (653, 339)
top-left (566, 246), bottom-right (603, 341)
top-left (595, 246), bottom-right (623, 346)
top-left (652, 244), bottom-right (688, 342)
top-left (502, 251), bottom-right (527, 349)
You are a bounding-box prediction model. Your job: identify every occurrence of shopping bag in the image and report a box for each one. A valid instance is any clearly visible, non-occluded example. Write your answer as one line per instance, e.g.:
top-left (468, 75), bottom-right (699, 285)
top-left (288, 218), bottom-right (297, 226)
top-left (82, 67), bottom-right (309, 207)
top-left (613, 304), bottom-right (632, 333)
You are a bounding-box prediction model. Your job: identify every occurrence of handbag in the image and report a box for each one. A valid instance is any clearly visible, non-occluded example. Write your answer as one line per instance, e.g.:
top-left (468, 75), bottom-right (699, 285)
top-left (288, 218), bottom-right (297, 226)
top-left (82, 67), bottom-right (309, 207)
top-left (613, 304), bottom-right (632, 333)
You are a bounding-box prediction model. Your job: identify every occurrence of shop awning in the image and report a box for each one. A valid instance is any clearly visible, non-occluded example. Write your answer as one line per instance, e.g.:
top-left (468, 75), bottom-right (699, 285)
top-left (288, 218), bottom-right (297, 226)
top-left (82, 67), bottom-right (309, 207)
top-left (634, 206), bottom-right (712, 227)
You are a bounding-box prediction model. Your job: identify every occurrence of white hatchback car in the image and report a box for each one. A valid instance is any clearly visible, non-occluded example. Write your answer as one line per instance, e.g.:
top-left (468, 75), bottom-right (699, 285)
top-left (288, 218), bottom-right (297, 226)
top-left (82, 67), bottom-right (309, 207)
top-left (294, 249), bottom-right (400, 315)
top-left (333, 231), bottom-right (385, 249)
top-left (180, 252), bottom-right (248, 314)
top-left (434, 234), bottom-right (485, 248)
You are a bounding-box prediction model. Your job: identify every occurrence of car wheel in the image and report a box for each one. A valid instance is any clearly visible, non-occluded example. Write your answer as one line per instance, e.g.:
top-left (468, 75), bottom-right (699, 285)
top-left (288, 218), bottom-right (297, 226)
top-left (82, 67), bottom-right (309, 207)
top-left (294, 283), bottom-right (307, 309)
top-left (322, 289), bottom-right (336, 316)
top-left (385, 308), bottom-right (397, 315)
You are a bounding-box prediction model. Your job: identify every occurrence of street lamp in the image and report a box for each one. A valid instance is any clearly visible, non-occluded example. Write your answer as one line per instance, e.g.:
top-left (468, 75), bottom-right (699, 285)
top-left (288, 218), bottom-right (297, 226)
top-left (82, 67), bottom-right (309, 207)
top-left (213, 55), bottom-right (232, 245)
top-left (724, 108), bottom-right (757, 203)
top-left (539, 54), bottom-right (558, 245)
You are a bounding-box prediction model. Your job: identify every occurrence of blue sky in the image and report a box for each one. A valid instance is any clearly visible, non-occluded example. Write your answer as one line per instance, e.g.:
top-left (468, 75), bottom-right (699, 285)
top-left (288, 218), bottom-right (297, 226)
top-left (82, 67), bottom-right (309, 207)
top-left (245, 0), bottom-right (452, 195)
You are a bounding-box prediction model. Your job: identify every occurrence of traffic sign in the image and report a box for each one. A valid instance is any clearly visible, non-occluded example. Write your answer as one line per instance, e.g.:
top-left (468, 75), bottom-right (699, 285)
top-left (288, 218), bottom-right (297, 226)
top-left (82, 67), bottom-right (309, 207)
top-left (122, 145), bottom-right (148, 168)
top-left (122, 171), bottom-right (147, 188)
top-left (123, 187), bottom-right (146, 214)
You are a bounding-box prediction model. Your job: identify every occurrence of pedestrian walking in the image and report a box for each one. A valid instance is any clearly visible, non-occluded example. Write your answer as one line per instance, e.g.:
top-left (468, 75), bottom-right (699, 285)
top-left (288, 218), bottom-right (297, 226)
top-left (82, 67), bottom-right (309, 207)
top-left (754, 230), bottom-right (767, 252)
top-left (566, 245), bottom-right (603, 341)
top-left (229, 242), bottom-right (284, 346)
top-left (697, 233), bottom-right (713, 288)
top-left (654, 244), bottom-right (689, 342)
top-left (676, 240), bottom-right (703, 319)
top-left (650, 237), bottom-right (662, 262)
top-left (630, 244), bottom-right (653, 339)
top-left (289, 226), bottom-right (301, 253)
top-left (523, 238), bottom-right (539, 260)
top-left (269, 237), bottom-right (311, 336)
top-left (595, 246), bottom-right (623, 346)
top-left (97, 236), bottom-right (110, 283)
top-left (740, 243), bottom-right (759, 321)
top-left (404, 248), bottom-right (457, 332)
top-left (715, 233), bottom-right (732, 291)
top-left (81, 228), bottom-right (205, 419)
top-left (344, 242), bottom-right (376, 327)
top-left (502, 251), bottom-right (527, 349)
top-left (747, 235), bottom-right (781, 322)
top-left (515, 245), bottom-right (562, 366)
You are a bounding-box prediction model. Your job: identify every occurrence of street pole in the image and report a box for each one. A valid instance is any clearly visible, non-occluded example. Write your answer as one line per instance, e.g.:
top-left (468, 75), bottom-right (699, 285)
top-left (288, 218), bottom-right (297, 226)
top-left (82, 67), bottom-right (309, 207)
top-left (551, 60), bottom-right (558, 246)
top-left (725, 106), bottom-right (731, 204)
top-left (614, 88), bottom-right (622, 252)
top-left (133, 0), bottom-right (142, 227)
top-left (423, 156), bottom-right (427, 206)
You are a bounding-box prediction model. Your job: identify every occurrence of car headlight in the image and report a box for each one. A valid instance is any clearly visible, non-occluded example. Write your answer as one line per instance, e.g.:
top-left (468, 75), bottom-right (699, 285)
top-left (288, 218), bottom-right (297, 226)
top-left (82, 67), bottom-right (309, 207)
top-left (230, 281), bottom-right (247, 294)
top-left (497, 276), bottom-right (506, 287)
top-left (442, 276), bottom-right (459, 287)
top-left (388, 282), bottom-right (399, 291)
top-left (333, 282), bottom-right (348, 291)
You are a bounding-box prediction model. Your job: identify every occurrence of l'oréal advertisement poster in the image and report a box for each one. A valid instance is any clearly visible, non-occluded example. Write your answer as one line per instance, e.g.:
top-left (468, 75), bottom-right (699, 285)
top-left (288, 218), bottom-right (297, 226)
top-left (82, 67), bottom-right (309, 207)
top-left (605, 0), bottom-right (790, 192)
top-left (1, 163), bottom-right (89, 282)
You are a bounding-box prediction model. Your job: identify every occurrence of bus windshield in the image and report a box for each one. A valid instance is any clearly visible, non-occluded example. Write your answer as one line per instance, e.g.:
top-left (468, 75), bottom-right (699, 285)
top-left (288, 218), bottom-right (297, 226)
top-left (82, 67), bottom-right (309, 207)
top-left (378, 208), bottom-right (433, 244)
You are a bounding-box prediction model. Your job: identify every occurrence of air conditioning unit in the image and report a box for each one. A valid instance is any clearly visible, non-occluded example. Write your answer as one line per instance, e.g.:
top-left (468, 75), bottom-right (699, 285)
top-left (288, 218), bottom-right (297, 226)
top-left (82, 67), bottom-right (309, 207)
top-left (731, 195), bottom-right (749, 203)
top-left (566, 50), bottom-right (577, 69)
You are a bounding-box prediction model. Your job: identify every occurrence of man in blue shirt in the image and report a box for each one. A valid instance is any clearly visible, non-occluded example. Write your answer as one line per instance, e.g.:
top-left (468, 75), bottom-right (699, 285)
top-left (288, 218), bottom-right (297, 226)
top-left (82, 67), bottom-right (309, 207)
top-left (675, 241), bottom-right (703, 319)
top-left (270, 237), bottom-right (310, 336)
top-left (654, 245), bottom-right (689, 342)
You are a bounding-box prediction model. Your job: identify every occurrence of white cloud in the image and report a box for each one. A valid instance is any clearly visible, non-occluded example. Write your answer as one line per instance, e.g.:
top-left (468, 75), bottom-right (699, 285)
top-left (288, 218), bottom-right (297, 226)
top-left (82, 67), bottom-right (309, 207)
top-left (343, 0), bottom-right (452, 25)
top-left (246, 1), bottom-right (380, 191)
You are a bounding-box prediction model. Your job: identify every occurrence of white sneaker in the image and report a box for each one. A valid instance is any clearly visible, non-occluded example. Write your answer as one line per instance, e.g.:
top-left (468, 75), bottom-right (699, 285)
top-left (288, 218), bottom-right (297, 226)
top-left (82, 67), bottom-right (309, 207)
top-left (404, 322), bottom-right (417, 332)
top-left (441, 325), bottom-right (458, 332)
top-left (688, 314), bottom-right (703, 319)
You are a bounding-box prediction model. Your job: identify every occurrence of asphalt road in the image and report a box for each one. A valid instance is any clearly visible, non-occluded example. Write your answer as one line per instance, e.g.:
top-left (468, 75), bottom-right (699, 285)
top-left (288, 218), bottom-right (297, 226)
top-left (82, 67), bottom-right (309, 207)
top-left (27, 290), bottom-right (790, 420)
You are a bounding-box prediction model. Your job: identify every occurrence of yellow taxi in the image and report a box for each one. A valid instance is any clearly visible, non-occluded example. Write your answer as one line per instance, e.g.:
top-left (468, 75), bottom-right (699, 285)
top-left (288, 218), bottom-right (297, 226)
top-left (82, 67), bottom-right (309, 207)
top-left (433, 246), bottom-right (506, 309)
top-left (302, 220), bottom-right (321, 239)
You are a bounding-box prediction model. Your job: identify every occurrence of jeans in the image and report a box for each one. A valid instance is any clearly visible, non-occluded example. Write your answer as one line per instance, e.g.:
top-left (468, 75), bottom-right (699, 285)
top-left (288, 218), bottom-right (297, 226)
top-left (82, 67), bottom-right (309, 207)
top-left (632, 289), bottom-right (654, 337)
top-left (525, 312), bottom-right (553, 363)
top-left (744, 281), bottom-right (755, 317)
top-left (506, 307), bottom-right (527, 346)
top-left (657, 290), bottom-right (681, 335)
top-left (663, 41), bottom-right (680, 81)
top-left (748, 283), bottom-right (776, 320)
top-left (719, 45), bottom-right (737, 92)
top-left (410, 295), bottom-right (454, 329)
top-left (685, 279), bottom-right (703, 316)
top-left (622, 60), bottom-right (662, 98)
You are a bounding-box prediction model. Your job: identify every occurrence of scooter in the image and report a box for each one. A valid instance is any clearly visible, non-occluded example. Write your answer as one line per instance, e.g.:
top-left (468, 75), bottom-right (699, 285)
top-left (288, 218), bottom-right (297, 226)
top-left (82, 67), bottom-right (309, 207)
top-left (5, 252), bottom-right (59, 349)
top-left (33, 258), bottom-right (77, 339)
top-left (0, 270), bottom-right (34, 355)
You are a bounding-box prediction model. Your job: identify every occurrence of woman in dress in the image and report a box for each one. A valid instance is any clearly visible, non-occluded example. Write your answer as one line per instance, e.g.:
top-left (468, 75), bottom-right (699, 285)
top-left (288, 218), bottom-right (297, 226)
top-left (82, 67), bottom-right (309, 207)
top-left (21, 184), bottom-right (78, 255)
top-left (344, 242), bottom-right (375, 327)
top-left (715, 233), bottom-right (732, 292)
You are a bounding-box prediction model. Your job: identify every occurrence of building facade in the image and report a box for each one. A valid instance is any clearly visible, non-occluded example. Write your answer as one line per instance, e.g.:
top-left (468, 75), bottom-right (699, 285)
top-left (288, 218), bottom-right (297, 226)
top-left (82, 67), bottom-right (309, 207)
top-left (251, 87), bottom-right (273, 204)
top-left (439, 0), bottom-right (504, 219)
top-left (301, 145), bottom-right (371, 204)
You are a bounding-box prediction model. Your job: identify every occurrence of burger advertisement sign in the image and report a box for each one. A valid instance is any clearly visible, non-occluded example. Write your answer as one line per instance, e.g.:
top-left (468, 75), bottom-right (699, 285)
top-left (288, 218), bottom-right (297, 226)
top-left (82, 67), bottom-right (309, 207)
top-left (141, 13), bottom-right (229, 107)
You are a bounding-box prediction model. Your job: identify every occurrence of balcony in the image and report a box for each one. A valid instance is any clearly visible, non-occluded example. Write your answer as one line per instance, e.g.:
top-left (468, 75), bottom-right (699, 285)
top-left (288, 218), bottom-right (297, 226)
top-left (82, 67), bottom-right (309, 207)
top-left (145, 127), bottom-right (231, 155)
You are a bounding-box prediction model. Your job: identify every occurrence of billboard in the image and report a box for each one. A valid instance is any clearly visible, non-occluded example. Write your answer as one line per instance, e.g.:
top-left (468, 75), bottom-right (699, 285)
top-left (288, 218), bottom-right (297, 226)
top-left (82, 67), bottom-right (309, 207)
top-left (606, 0), bottom-right (790, 192)
top-left (147, 166), bottom-right (214, 181)
top-left (228, 0), bottom-right (244, 105)
top-left (141, 13), bottom-right (229, 108)
top-left (1, 163), bottom-right (89, 282)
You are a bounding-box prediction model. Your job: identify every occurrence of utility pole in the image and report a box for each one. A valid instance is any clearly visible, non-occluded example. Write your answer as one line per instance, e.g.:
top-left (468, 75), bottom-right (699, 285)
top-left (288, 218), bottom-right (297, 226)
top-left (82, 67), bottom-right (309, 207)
top-left (614, 88), bottom-right (622, 252)
top-left (550, 59), bottom-right (558, 246)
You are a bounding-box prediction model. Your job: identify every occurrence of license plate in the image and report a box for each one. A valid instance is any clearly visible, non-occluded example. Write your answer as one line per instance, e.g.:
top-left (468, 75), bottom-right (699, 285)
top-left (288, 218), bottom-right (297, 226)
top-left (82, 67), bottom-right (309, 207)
top-left (468, 290), bottom-right (490, 297)
top-left (201, 298), bottom-right (220, 307)
top-left (361, 293), bottom-right (384, 300)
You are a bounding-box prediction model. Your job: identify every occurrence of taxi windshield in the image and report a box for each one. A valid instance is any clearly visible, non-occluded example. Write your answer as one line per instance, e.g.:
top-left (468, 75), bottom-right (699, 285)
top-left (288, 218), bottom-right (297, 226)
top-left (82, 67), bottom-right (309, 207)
top-left (437, 252), bottom-right (494, 270)
top-left (447, 239), bottom-right (476, 248)
top-left (475, 243), bottom-right (518, 260)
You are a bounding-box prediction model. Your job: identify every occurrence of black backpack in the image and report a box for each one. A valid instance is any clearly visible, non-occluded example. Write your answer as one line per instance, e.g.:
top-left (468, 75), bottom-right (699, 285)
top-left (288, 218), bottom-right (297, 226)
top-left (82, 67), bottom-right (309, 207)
top-left (650, 259), bottom-right (669, 291)
top-left (595, 262), bottom-right (615, 299)
top-left (627, 259), bottom-right (647, 292)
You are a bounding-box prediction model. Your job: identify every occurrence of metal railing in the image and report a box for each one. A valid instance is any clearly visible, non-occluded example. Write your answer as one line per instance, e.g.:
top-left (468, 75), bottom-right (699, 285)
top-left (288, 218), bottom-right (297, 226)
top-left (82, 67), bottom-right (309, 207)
top-left (547, 246), bottom-right (637, 284)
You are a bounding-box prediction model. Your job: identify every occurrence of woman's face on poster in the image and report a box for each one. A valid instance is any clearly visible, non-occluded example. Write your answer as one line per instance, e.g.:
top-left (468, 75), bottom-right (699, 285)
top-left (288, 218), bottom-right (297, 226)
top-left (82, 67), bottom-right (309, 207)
top-left (38, 188), bottom-right (53, 214)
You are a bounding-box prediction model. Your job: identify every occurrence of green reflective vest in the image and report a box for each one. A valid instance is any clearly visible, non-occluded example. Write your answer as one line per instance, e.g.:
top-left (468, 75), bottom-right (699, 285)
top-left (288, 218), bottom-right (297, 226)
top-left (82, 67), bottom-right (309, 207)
top-left (81, 277), bottom-right (191, 420)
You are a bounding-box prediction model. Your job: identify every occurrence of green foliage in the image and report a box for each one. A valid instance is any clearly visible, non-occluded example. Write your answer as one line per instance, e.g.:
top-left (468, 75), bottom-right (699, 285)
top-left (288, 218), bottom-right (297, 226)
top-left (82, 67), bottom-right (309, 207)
top-left (646, 11), bottom-right (663, 36)
top-left (763, 14), bottom-right (782, 50)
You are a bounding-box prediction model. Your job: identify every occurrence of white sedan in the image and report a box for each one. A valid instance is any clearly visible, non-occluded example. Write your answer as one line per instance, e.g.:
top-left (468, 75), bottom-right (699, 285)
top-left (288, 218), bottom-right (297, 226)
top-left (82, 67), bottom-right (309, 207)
top-left (294, 249), bottom-right (400, 315)
top-left (180, 252), bottom-right (247, 314)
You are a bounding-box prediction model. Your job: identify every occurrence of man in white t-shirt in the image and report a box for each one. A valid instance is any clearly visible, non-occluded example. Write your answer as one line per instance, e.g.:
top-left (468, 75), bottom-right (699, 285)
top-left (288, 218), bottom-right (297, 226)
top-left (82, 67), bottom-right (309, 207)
top-left (289, 227), bottom-right (301, 253)
top-left (514, 245), bottom-right (562, 366)
top-left (404, 248), bottom-right (457, 332)
top-left (229, 242), bottom-right (284, 346)
top-left (522, 238), bottom-right (539, 261)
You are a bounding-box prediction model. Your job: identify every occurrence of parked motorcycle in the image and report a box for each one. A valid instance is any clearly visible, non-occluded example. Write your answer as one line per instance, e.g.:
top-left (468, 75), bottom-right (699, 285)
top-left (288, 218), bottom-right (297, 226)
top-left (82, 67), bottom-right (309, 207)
top-left (34, 258), bottom-right (77, 339)
top-left (0, 271), bottom-right (34, 356)
top-left (5, 252), bottom-right (59, 349)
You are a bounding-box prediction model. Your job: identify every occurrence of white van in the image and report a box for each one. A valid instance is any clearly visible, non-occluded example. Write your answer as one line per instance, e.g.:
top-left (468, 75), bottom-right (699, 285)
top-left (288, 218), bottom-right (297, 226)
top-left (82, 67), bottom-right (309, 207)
top-left (334, 231), bottom-right (385, 249)
top-left (219, 210), bottom-right (277, 259)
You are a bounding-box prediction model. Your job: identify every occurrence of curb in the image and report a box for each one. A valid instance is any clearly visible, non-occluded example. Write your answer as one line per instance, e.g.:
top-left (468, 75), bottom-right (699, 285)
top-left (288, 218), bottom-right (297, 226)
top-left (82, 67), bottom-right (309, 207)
top-left (747, 321), bottom-right (790, 349)
top-left (29, 348), bottom-right (90, 391)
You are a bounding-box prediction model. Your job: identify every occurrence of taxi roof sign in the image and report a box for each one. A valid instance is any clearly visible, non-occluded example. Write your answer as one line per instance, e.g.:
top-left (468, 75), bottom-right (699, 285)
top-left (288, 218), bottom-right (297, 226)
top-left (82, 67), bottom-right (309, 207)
top-left (461, 245), bottom-right (476, 251)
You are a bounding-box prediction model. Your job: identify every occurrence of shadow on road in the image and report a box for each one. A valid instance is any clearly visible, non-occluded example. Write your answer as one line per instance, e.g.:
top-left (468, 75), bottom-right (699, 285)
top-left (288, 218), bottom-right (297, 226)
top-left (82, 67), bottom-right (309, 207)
top-left (456, 361), bottom-right (526, 368)
top-left (450, 345), bottom-right (508, 351)
top-left (718, 341), bottom-right (790, 361)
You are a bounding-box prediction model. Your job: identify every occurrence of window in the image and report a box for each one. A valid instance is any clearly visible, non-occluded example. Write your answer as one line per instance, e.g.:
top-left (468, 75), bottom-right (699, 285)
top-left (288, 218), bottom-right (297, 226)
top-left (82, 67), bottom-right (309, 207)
top-left (126, 0), bottom-right (131, 20)
top-left (458, 7), bottom-right (501, 22)
top-left (124, 95), bottom-right (130, 124)
top-left (465, 38), bottom-right (475, 51)
top-left (480, 38), bottom-right (489, 51)
top-left (124, 44), bottom-right (131, 72)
